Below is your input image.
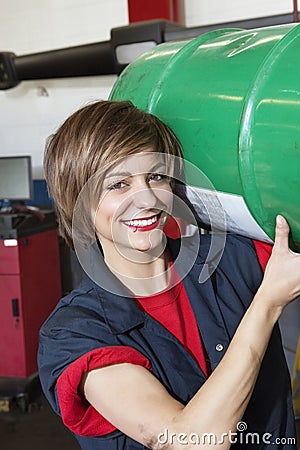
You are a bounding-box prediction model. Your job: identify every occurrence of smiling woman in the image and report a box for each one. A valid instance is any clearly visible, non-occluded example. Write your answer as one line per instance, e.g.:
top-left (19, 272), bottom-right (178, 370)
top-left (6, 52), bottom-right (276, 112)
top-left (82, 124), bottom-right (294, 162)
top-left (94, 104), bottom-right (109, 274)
top-left (39, 99), bottom-right (299, 450)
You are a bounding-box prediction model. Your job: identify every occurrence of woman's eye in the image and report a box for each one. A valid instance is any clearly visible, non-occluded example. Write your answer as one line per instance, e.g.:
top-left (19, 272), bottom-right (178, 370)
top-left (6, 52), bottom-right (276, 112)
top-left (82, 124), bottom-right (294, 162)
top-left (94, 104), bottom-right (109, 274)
top-left (148, 173), bottom-right (167, 182)
top-left (107, 181), bottom-right (127, 191)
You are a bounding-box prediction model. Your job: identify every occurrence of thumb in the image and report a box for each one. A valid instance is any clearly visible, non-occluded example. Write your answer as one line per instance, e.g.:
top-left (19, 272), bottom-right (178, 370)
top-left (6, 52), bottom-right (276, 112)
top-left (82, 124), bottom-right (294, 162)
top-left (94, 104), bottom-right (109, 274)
top-left (273, 215), bottom-right (290, 254)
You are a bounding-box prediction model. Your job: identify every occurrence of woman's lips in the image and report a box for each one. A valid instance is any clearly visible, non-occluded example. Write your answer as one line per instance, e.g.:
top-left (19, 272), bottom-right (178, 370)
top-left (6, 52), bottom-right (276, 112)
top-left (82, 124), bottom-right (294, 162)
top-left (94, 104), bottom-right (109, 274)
top-left (123, 212), bottom-right (162, 232)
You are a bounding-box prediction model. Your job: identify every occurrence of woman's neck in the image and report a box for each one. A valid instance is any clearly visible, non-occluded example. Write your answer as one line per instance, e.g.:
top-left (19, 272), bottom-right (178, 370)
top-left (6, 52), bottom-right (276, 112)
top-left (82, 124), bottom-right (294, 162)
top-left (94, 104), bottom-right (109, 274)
top-left (103, 249), bottom-right (170, 296)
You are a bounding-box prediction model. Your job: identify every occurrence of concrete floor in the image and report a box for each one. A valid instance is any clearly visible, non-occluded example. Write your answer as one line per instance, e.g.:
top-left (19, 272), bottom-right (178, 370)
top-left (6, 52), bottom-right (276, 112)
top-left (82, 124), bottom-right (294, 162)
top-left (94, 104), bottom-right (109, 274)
top-left (0, 392), bottom-right (80, 450)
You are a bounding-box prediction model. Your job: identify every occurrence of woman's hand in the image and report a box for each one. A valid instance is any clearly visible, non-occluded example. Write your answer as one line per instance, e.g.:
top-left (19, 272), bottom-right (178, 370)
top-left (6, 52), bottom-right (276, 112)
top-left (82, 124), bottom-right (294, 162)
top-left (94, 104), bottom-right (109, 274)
top-left (256, 215), bottom-right (300, 312)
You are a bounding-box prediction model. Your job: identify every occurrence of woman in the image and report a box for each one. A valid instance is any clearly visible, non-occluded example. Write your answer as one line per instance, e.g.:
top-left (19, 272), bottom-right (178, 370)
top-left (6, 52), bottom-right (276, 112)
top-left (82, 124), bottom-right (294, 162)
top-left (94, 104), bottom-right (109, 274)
top-left (39, 100), bottom-right (299, 449)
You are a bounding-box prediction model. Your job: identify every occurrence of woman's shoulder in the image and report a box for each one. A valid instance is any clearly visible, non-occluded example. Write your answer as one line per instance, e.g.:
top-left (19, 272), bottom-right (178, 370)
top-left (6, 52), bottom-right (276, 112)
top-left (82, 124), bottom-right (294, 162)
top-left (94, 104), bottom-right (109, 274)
top-left (185, 231), bottom-right (259, 264)
top-left (199, 232), bottom-right (261, 257)
top-left (39, 276), bottom-right (106, 338)
top-left (214, 234), bottom-right (266, 291)
top-left (220, 233), bottom-right (272, 271)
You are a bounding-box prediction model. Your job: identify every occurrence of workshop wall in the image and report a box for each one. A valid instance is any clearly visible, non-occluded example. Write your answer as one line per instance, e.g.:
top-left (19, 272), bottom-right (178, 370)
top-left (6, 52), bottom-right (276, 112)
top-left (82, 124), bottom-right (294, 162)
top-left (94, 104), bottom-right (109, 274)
top-left (183, 0), bottom-right (292, 27)
top-left (0, 0), bottom-right (128, 54)
top-left (0, 0), bottom-right (128, 178)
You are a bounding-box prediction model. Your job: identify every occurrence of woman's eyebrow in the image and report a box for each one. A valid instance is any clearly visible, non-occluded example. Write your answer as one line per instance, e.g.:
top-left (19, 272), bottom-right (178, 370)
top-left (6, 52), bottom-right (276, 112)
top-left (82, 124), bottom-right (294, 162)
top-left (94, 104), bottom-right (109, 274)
top-left (105, 171), bottom-right (132, 179)
top-left (105, 163), bottom-right (168, 180)
top-left (149, 162), bottom-right (167, 173)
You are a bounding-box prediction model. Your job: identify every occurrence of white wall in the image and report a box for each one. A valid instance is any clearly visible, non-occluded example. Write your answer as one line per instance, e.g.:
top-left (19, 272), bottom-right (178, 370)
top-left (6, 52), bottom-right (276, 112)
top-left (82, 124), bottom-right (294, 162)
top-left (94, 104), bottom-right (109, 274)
top-left (0, 0), bottom-right (297, 177)
top-left (0, 0), bottom-right (128, 178)
top-left (0, 76), bottom-right (117, 178)
top-left (1, 0), bottom-right (128, 54)
top-left (183, 0), bottom-right (294, 27)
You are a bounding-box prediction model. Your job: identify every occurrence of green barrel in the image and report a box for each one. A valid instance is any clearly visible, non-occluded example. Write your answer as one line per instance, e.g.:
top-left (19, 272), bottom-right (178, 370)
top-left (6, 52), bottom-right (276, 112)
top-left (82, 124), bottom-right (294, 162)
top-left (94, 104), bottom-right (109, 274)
top-left (110, 24), bottom-right (300, 250)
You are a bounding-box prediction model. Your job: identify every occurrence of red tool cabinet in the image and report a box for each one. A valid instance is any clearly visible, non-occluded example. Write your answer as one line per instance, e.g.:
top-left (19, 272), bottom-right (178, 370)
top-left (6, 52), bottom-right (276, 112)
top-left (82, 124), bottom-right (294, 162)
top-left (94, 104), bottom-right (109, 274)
top-left (0, 215), bottom-right (62, 378)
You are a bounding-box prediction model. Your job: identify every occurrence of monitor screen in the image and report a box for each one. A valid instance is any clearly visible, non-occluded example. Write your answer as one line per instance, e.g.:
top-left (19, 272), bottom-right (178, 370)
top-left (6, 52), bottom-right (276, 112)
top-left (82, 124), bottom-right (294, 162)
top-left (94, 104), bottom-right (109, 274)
top-left (0, 156), bottom-right (33, 201)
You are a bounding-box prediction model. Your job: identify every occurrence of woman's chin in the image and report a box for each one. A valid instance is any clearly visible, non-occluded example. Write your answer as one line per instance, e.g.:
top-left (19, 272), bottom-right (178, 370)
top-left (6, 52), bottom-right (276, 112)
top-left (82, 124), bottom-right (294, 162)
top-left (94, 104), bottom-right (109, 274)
top-left (130, 232), bottom-right (165, 254)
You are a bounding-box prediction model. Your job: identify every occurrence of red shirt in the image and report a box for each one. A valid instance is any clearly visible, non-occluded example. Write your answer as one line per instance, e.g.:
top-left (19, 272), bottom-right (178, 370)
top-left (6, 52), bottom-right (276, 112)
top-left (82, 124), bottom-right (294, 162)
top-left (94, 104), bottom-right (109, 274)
top-left (135, 263), bottom-right (210, 377)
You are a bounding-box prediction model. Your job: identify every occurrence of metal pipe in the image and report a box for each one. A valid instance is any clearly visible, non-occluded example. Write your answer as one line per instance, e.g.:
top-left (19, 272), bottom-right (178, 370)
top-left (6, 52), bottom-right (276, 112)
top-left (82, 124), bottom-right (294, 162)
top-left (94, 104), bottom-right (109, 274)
top-left (14, 41), bottom-right (114, 80)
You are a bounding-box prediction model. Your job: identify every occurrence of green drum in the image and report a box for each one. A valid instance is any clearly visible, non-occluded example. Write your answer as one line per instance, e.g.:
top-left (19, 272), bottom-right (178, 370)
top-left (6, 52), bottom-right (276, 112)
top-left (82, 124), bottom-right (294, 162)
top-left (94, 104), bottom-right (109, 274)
top-left (110, 24), bottom-right (300, 250)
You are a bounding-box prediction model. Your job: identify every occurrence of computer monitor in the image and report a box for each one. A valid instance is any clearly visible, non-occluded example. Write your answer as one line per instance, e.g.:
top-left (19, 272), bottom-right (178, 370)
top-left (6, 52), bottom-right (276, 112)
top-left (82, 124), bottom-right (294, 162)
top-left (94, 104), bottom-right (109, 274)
top-left (0, 156), bottom-right (33, 202)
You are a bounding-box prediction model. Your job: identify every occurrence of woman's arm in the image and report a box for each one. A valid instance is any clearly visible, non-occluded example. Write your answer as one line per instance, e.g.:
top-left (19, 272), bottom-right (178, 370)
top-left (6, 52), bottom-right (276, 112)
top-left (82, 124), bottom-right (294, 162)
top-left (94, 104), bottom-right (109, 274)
top-left (82, 216), bottom-right (300, 449)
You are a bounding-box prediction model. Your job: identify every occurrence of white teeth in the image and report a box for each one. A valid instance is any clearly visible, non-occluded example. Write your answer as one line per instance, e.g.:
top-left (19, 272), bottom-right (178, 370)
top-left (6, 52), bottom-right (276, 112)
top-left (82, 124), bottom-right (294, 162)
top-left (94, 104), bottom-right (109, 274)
top-left (124, 215), bottom-right (159, 227)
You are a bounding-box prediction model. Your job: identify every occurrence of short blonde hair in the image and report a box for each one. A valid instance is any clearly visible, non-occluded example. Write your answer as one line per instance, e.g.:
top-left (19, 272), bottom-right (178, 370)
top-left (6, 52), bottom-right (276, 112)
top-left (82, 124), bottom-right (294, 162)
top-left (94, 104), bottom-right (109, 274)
top-left (44, 100), bottom-right (182, 249)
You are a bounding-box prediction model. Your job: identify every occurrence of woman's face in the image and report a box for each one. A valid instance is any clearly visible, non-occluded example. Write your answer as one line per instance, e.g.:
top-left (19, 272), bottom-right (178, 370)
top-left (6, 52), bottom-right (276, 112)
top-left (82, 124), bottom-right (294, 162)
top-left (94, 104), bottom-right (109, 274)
top-left (93, 151), bottom-right (173, 263)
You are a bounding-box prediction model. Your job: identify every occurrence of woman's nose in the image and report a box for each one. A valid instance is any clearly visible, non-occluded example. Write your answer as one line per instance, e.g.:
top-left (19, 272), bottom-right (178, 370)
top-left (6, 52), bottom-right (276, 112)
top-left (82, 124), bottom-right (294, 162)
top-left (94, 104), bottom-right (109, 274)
top-left (132, 183), bottom-right (157, 209)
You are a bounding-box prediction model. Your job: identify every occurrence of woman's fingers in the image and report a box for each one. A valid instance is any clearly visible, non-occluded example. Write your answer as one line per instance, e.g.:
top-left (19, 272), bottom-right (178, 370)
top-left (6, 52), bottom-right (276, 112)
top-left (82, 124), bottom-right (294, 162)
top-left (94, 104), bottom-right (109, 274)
top-left (258, 215), bottom-right (300, 308)
top-left (272, 215), bottom-right (290, 255)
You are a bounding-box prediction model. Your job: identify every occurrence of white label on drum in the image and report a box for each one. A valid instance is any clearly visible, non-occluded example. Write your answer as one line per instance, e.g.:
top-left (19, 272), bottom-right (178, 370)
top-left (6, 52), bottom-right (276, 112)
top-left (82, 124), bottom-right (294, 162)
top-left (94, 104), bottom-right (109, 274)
top-left (185, 185), bottom-right (273, 243)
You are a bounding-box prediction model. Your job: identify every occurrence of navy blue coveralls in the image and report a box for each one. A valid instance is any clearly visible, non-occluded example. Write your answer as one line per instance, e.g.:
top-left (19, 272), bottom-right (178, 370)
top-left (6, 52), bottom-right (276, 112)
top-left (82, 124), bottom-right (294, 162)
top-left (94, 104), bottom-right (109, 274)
top-left (38, 234), bottom-right (296, 449)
